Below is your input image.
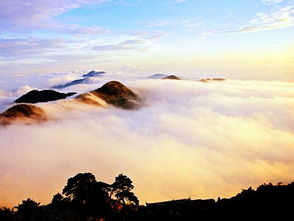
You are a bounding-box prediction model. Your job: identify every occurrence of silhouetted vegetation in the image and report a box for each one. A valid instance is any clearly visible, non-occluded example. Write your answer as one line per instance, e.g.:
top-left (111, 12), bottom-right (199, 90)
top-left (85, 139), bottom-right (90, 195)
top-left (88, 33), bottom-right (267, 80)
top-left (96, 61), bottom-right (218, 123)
top-left (1, 173), bottom-right (293, 221)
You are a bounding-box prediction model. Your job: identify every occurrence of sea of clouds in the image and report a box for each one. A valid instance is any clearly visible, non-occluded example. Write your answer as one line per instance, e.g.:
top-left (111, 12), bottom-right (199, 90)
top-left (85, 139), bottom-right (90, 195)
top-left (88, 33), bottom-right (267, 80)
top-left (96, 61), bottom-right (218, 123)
top-left (0, 72), bottom-right (294, 207)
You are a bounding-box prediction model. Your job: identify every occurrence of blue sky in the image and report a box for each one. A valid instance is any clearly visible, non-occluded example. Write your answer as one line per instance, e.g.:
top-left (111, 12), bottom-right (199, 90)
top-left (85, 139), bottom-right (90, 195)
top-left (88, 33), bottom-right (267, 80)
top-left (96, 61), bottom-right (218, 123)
top-left (0, 0), bottom-right (293, 80)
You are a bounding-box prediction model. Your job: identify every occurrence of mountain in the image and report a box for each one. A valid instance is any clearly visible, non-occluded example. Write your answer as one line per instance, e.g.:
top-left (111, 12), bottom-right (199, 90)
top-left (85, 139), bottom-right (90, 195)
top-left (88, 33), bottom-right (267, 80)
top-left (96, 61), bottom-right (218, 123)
top-left (77, 81), bottom-right (142, 110)
top-left (199, 78), bottom-right (225, 82)
top-left (15, 90), bottom-right (76, 104)
top-left (162, 75), bottom-right (181, 80)
top-left (83, 71), bottom-right (105, 77)
top-left (0, 104), bottom-right (45, 125)
top-left (147, 74), bottom-right (167, 79)
top-left (52, 78), bottom-right (90, 89)
top-left (52, 71), bottom-right (105, 89)
top-left (1, 81), bottom-right (141, 125)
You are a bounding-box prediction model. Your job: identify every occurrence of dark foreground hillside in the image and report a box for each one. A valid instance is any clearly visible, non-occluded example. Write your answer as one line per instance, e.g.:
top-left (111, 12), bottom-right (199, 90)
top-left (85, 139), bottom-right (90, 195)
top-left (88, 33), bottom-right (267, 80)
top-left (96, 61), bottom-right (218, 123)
top-left (1, 172), bottom-right (293, 221)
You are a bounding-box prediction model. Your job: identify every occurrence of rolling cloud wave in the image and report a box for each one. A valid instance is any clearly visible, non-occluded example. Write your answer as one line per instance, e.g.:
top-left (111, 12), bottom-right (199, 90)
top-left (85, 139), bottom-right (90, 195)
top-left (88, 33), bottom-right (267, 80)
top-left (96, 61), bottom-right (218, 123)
top-left (0, 77), bottom-right (293, 207)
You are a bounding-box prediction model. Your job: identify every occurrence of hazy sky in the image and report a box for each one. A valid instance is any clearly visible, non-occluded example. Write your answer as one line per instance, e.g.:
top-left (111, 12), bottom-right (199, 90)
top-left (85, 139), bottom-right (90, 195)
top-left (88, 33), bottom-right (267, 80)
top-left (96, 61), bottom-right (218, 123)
top-left (0, 0), bottom-right (293, 79)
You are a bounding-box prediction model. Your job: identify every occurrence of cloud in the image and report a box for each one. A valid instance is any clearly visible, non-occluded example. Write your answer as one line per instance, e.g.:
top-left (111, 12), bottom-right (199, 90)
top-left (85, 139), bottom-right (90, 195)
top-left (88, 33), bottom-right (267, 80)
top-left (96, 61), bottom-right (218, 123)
top-left (68, 25), bottom-right (108, 36)
top-left (175, 0), bottom-right (189, 3)
top-left (207, 5), bottom-right (294, 34)
top-left (0, 77), bottom-right (294, 207)
top-left (262, 0), bottom-right (284, 5)
top-left (146, 19), bottom-right (177, 27)
top-left (0, 0), bottom-right (109, 32)
top-left (0, 38), bottom-right (66, 60)
top-left (182, 20), bottom-right (202, 28)
top-left (145, 19), bottom-right (201, 29)
top-left (93, 39), bottom-right (149, 51)
top-left (0, 38), bottom-right (69, 66)
top-left (130, 30), bottom-right (169, 40)
top-left (33, 22), bottom-right (108, 36)
top-left (0, 36), bottom-right (106, 64)
top-left (165, 0), bottom-right (189, 4)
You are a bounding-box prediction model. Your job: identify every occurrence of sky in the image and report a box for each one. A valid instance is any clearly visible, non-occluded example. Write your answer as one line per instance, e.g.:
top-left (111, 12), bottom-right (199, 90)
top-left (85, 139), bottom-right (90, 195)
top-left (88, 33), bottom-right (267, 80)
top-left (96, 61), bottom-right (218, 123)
top-left (0, 0), bottom-right (293, 80)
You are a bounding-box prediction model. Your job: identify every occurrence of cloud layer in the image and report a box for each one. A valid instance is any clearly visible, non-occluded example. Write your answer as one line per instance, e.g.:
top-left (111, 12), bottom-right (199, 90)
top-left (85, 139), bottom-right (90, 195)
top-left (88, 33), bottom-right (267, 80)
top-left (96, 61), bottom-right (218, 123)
top-left (0, 76), bottom-right (294, 207)
top-left (0, 38), bottom-right (65, 59)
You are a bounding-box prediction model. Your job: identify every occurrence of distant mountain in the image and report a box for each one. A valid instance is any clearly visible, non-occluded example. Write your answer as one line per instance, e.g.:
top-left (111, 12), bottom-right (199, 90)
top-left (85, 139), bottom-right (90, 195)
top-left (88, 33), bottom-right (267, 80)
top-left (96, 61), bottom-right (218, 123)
top-left (162, 75), bottom-right (181, 80)
top-left (52, 78), bottom-right (90, 89)
top-left (77, 81), bottom-right (142, 110)
top-left (52, 71), bottom-right (105, 89)
top-left (199, 78), bottom-right (225, 82)
top-left (83, 71), bottom-right (105, 77)
top-left (15, 90), bottom-right (76, 104)
top-left (0, 104), bottom-right (45, 125)
top-left (147, 74), bottom-right (167, 79)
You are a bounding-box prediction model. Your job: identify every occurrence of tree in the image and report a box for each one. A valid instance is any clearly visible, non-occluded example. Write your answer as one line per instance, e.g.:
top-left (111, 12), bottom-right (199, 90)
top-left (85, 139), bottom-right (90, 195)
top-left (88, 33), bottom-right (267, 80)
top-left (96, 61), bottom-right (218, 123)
top-left (111, 174), bottom-right (139, 206)
top-left (51, 193), bottom-right (64, 205)
top-left (62, 173), bottom-right (111, 216)
top-left (62, 173), bottom-right (97, 202)
top-left (0, 207), bottom-right (17, 221)
top-left (15, 198), bottom-right (41, 220)
top-left (50, 192), bottom-right (71, 211)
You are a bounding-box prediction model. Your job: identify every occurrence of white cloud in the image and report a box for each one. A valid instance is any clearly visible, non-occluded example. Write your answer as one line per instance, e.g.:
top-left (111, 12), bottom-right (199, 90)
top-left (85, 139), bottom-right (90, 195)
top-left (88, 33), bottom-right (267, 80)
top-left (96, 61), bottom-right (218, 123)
top-left (146, 19), bottom-right (177, 27)
top-left (183, 20), bottom-right (202, 28)
top-left (0, 78), bottom-right (294, 207)
top-left (93, 39), bottom-right (150, 51)
top-left (262, 0), bottom-right (284, 5)
top-left (175, 0), bottom-right (188, 3)
top-left (0, 38), bottom-right (66, 59)
top-left (146, 19), bottom-right (201, 29)
top-left (208, 5), bottom-right (294, 34)
top-left (0, 0), bottom-right (110, 32)
top-left (130, 30), bottom-right (169, 40)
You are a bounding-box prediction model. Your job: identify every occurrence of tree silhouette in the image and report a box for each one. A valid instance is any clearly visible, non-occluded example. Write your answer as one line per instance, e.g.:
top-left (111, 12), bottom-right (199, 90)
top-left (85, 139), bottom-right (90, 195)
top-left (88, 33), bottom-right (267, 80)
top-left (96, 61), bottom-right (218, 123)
top-left (111, 174), bottom-right (139, 206)
top-left (15, 198), bottom-right (41, 221)
top-left (62, 172), bottom-right (111, 216)
top-left (50, 192), bottom-right (71, 211)
top-left (1, 173), bottom-right (293, 221)
top-left (62, 173), bottom-right (97, 202)
top-left (0, 207), bottom-right (17, 221)
top-left (51, 193), bottom-right (64, 205)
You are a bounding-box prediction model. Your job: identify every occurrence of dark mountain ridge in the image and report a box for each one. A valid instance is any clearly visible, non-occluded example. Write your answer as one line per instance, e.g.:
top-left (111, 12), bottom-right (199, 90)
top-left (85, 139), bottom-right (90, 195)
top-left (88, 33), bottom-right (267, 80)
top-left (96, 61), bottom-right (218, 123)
top-left (15, 90), bottom-right (76, 104)
top-left (162, 75), bottom-right (181, 80)
top-left (52, 70), bottom-right (105, 89)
